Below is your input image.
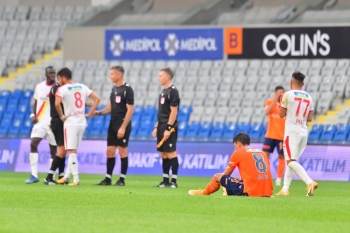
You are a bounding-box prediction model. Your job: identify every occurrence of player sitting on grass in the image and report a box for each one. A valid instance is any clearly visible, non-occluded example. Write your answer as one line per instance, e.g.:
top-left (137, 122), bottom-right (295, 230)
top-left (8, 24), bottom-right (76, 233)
top-left (188, 132), bottom-right (273, 197)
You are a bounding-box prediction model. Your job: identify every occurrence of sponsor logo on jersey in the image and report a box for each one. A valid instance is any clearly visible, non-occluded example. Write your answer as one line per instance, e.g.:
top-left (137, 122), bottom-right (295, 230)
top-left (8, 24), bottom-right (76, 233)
top-left (246, 148), bottom-right (262, 152)
top-left (115, 96), bottom-right (121, 103)
top-left (68, 86), bottom-right (83, 92)
top-left (294, 92), bottom-right (309, 98)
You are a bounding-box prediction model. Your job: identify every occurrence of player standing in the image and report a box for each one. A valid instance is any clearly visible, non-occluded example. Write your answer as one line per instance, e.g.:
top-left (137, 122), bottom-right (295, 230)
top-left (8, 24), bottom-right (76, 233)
top-left (43, 73), bottom-right (67, 185)
top-left (25, 66), bottom-right (57, 184)
top-left (152, 68), bottom-right (180, 188)
top-left (188, 132), bottom-right (273, 197)
top-left (276, 71), bottom-right (318, 196)
top-left (54, 68), bottom-right (100, 186)
top-left (263, 86), bottom-right (285, 186)
top-left (94, 66), bottom-right (134, 186)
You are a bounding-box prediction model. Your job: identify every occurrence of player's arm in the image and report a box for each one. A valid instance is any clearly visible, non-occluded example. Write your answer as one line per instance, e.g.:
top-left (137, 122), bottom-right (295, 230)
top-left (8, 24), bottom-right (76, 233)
top-left (307, 110), bottom-right (313, 122)
top-left (55, 96), bottom-right (65, 121)
top-left (30, 85), bottom-right (39, 124)
top-left (86, 92), bottom-right (100, 118)
top-left (264, 99), bottom-right (276, 115)
top-left (94, 102), bottom-right (111, 116)
top-left (279, 92), bottom-right (288, 118)
top-left (168, 89), bottom-right (179, 127)
top-left (120, 87), bottom-right (134, 129)
top-left (222, 152), bottom-right (239, 176)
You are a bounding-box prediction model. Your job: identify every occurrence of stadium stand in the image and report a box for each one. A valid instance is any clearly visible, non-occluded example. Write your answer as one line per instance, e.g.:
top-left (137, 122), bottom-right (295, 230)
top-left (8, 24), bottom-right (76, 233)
top-left (0, 3), bottom-right (96, 76)
top-left (1, 57), bottom-right (350, 144)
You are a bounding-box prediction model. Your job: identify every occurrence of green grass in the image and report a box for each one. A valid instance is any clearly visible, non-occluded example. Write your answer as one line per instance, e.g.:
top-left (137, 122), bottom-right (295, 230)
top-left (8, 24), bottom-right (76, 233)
top-left (0, 172), bottom-right (350, 233)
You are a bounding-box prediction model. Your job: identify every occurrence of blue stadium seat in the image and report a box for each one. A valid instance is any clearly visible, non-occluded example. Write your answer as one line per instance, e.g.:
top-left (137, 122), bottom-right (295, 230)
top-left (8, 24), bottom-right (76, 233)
top-left (177, 121), bottom-right (188, 141)
top-left (238, 122), bottom-right (251, 134)
top-left (222, 123), bottom-right (238, 141)
top-left (133, 106), bottom-right (144, 117)
top-left (22, 117), bottom-right (33, 129)
top-left (178, 106), bottom-right (192, 122)
top-left (18, 101), bottom-right (30, 113)
top-left (130, 119), bottom-right (140, 139)
top-left (177, 114), bottom-right (189, 123)
top-left (0, 118), bottom-right (12, 128)
top-left (19, 128), bottom-right (31, 138)
top-left (185, 122), bottom-right (201, 141)
top-left (210, 122), bottom-right (226, 141)
top-left (137, 120), bottom-right (153, 140)
top-left (23, 90), bottom-right (34, 99)
top-left (8, 128), bottom-right (20, 138)
top-left (93, 116), bottom-right (105, 129)
top-left (333, 124), bottom-right (350, 144)
top-left (197, 122), bottom-right (213, 141)
top-left (308, 124), bottom-right (323, 144)
top-left (0, 99), bottom-right (7, 114)
top-left (0, 90), bottom-right (11, 100)
top-left (249, 123), bottom-right (266, 142)
top-left (6, 98), bottom-right (20, 113)
top-left (0, 127), bottom-right (9, 138)
top-left (319, 124), bottom-right (337, 144)
top-left (12, 90), bottom-right (23, 98)
top-left (89, 128), bottom-right (102, 139)
top-left (141, 106), bottom-right (156, 122)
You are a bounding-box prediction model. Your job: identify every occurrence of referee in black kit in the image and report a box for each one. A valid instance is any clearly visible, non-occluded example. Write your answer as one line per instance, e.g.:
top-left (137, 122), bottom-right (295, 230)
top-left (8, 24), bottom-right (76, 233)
top-left (94, 66), bottom-right (134, 186)
top-left (44, 68), bottom-right (67, 185)
top-left (152, 68), bottom-right (180, 188)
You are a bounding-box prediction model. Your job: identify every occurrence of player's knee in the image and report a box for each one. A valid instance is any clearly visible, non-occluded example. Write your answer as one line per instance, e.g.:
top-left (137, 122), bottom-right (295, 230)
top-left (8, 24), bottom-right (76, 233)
top-left (30, 140), bottom-right (39, 152)
top-left (106, 147), bottom-right (117, 158)
top-left (118, 147), bottom-right (128, 158)
top-left (213, 173), bottom-right (223, 182)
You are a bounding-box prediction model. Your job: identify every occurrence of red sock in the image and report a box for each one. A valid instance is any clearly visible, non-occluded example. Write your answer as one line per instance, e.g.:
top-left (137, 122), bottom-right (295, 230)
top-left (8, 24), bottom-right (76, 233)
top-left (277, 158), bottom-right (286, 179)
top-left (202, 177), bottom-right (220, 195)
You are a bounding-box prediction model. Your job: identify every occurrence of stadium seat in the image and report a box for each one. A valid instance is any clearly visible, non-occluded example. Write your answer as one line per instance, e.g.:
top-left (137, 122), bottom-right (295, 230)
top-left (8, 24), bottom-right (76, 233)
top-left (19, 127), bottom-right (31, 138)
top-left (185, 122), bottom-right (201, 141)
top-left (238, 123), bottom-right (251, 134)
top-left (249, 123), bottom-right (266, 142)
top-left (177, 121), bottom-right (188, 141)
top-left (222, 123), bottom-right (238, 141)
top-left (319, 124), bottom-right (337, 144)
top-left (308, 124), bottom-right (323, 144)
top-left (12, 90), bottom-right (23, 98)
top-left (137, 120), bottom-right (153, 140)
top-left (210, 122), bottom-right (226, 141)
top-left (197, 122), bottom-right (213, 141)
top-left (93, 116), bottom-right (104, 129)
top-left (0, 126), bottom-right (9, 138)
top-left (89, 128), bottom-right (102, 139)
top-left (6, 98), bottom-right (20, 113)
top-left (333, 124), bottom-right (350, 144)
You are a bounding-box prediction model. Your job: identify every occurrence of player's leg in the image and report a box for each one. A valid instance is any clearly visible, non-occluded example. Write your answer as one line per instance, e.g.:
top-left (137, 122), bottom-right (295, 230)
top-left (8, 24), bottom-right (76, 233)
top-left (115, 123), bottom-right (131, 186)
top-left (26, 124), bottom-right (45, 184)
top-left (262, 137), bottom-right (274, 158)
top-left (188, 173), bottom-right (223, 195)
top-left (276, 140), bottom-right (285, 186)
top-left (167, 128), bottom-right (179, 188)
top-left (156, 123), bottom-right (171, 187)
top-left (220, 175), bottom-right (245, 196)
top-left (95, 126), bottom-right (118, 186)
top-left (286, 137), bottom-right (318, 196)
top-left (276, 136), bottom-right (294, 195)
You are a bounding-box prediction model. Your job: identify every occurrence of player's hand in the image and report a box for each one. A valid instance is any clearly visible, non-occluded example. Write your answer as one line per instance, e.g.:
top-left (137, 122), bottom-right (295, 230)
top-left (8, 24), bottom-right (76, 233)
top-left (85, 114), bottom-right (91, 119)
top-left (60, 115), bottom-right (69, 122)
top-left (152, 128), bottom-right (157, 137)
top-left (93, 111), bottom-right (100, 116)
top-left (85, 101), bottom-right (92, 107)
top-left (117, 127), bottom-right (125, 139)
top-left (163, 130), bottom-right (171, 140)
top-left (30, 117), bottom-right (38, 124)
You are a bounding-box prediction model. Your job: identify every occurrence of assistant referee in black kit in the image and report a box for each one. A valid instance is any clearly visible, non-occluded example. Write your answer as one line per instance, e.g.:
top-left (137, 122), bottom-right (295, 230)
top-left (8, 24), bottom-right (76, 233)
top-left (152, 68), bottom-right (180, 188)
top-left (94, 66), bottom-right (134, 186)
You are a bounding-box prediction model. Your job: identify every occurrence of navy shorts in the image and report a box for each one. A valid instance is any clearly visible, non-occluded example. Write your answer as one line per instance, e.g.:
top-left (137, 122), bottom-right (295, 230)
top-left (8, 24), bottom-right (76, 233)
top-left (220, 175), bottom-right (247, 196)
top-left (263, 137), bottom-right (283, 154)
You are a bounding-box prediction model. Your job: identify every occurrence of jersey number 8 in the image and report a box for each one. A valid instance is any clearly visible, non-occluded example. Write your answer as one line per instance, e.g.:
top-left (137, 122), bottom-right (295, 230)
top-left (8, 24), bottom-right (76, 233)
top-left (74, 92), bottom-right (83, 108)
top-left (252, 153), bottom-right (267, 173)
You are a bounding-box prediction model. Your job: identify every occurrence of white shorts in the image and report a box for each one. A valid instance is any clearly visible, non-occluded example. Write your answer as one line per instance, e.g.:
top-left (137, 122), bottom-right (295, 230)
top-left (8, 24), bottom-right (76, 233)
top-left (64, 125), bottom-right (86, 150)
top-left (30, 123), bottom-right (57, 146)
top-left (283, 135), bottom-right (307, 160)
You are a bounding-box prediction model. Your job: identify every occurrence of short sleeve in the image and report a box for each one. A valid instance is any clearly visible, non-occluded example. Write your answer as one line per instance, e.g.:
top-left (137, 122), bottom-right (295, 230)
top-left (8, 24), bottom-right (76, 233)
top-left (169, 88), bottom-right (179, 107)
top-left (309, 96), bottom-right (314, 112)
top-left (280, 92), bottom-right (288, 109)
top-left (126, 86), bottom-right (134, 105)
top-left (227, 151), bottom-right (241, 170)
top-left (83, 84), bottom-right (93, 98)
top-left (55, 86), bottom-right (63, 98)
top-left (264, 99), bottom-right (272, 108)
top-left (33, 84), bottom-right (39, 100)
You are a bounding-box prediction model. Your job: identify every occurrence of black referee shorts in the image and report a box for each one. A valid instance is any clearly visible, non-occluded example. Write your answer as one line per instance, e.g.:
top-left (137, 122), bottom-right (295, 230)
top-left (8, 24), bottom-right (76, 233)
top-left (157, 122), bottom-right (178, 152)
top-left (107, 120), bottom-right (132, 148)
top-left (51, 117), bottom-right (64, 146)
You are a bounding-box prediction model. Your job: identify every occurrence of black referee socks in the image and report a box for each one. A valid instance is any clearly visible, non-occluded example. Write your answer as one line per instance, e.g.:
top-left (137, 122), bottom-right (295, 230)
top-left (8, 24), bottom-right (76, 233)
top-left (169, 157), bottom-right (179, 183)
top-left (106, 157), bottom-right (116, 180)
top-left (120, 157), bottom-right (128, 182)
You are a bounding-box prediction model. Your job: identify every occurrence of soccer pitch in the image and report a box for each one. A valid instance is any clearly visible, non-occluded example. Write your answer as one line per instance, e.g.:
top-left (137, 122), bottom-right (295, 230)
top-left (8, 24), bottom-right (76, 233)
top-left (1, 173), bottom-right (349, 233)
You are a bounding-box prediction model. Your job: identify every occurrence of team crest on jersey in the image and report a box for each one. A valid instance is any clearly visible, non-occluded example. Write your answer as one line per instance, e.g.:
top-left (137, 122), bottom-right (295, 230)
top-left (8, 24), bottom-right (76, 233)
top-left (161, 97), bottom-right (165, 104)
top-left (115, 96), bottom-right (121, 103)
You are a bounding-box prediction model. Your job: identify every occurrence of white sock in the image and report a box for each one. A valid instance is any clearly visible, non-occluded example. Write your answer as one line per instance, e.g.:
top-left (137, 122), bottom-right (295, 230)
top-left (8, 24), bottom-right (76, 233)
top-left (64, 161), bottom-right (71, 179)
top-left (29, 153), bottom-right (38, 177)
top-left (288, 161), bottom-right (313, 186)
top-left (68, 153), bottom-right (79, 183)
top-left (50, 158), bottom-right (54, 179)
top-left (282, 166), bottom-right (294, 191)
